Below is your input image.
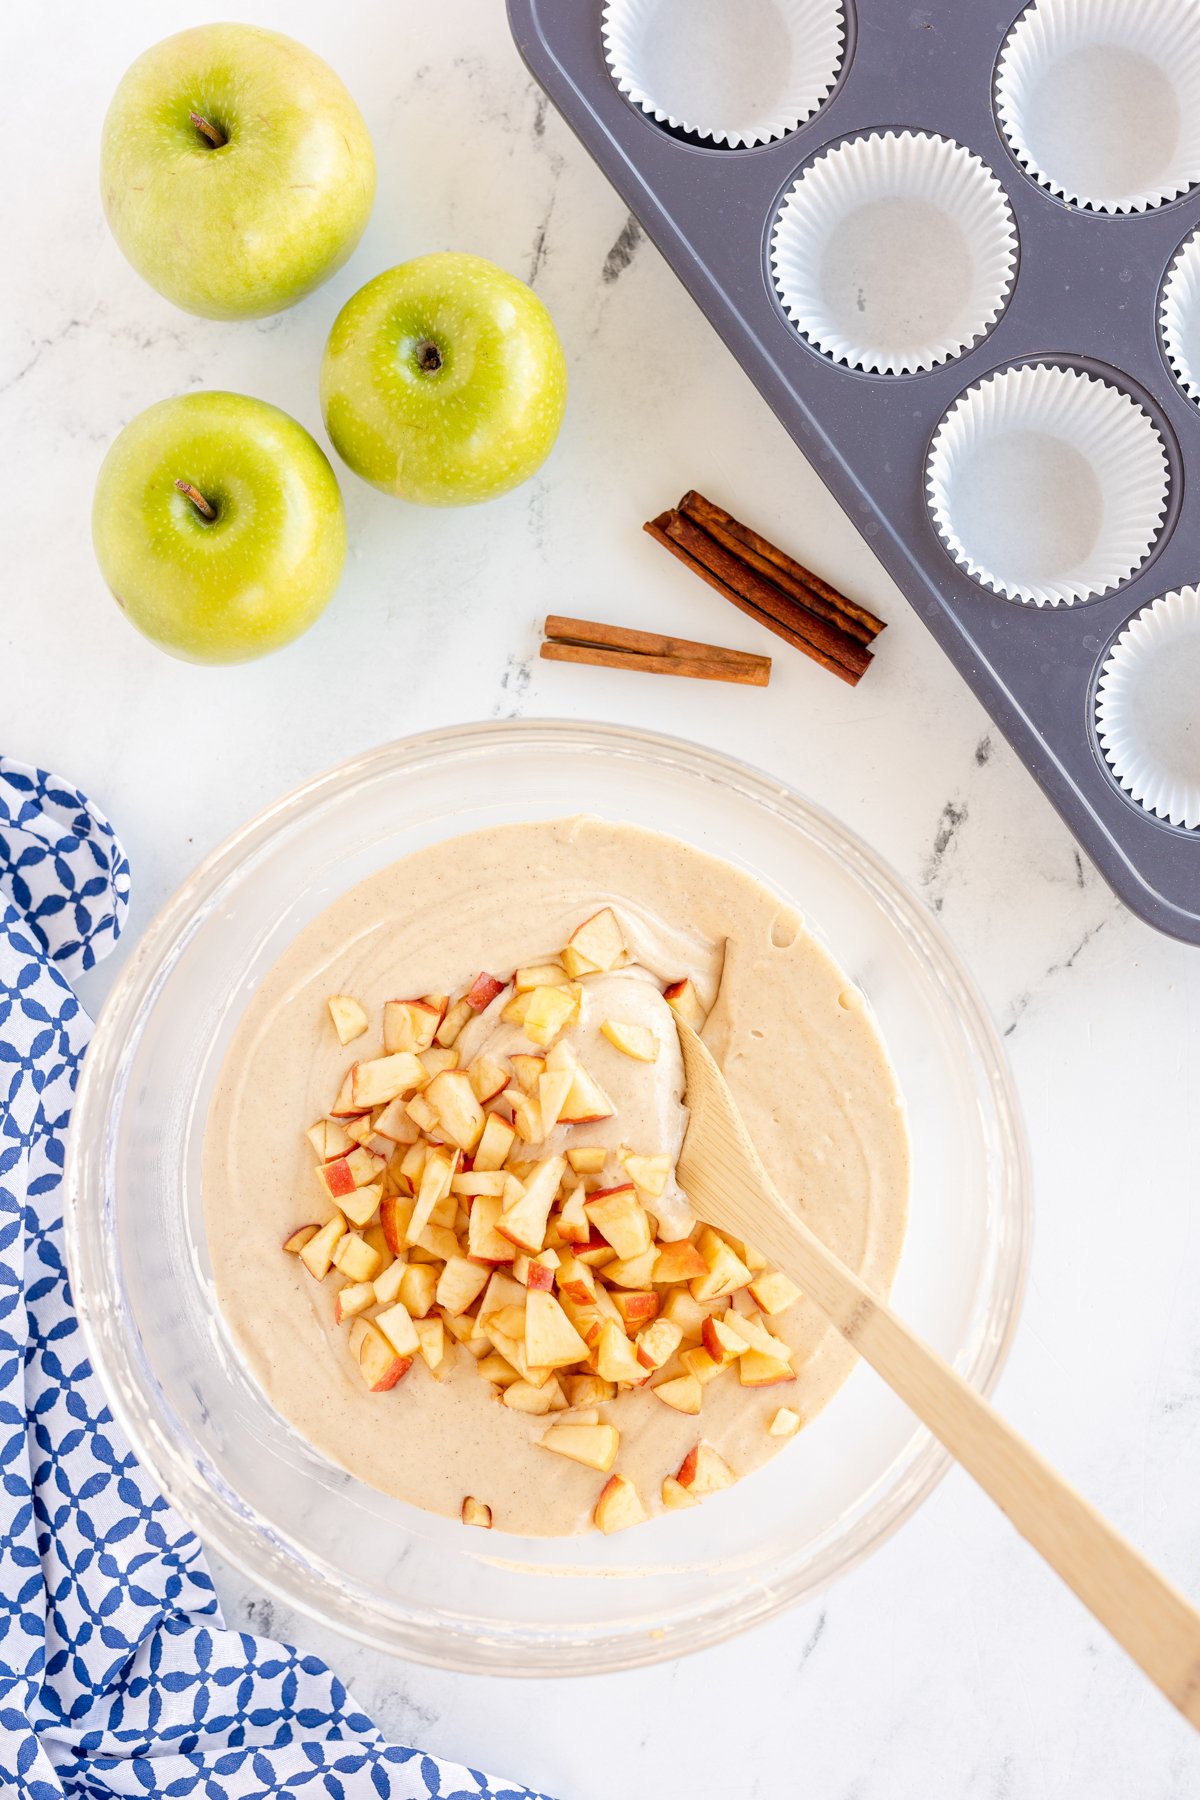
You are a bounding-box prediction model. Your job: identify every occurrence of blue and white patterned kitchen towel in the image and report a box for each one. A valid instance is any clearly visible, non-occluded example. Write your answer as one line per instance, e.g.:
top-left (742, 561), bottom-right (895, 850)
top-left (0, 757), bottom-right (554, 1800)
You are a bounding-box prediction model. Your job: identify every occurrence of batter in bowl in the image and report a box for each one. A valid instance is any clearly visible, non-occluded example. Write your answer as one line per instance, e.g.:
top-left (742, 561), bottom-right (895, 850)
top-left (203, 816), bottom-right (909, 1535)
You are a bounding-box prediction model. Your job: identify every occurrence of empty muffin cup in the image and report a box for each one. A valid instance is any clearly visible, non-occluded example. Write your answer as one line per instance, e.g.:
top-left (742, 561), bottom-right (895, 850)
top-left (996, 0), bottom-right (1200, 213)
top-left (1160, 228), bottom-right (1200, 403)
top-left (1096, 587), bottom-right (1200, 828)
top-left (601, 0), bottom-right (845, 148)
top-left (770, 131), bottom-right (1018, 375)
top-left (926, 363), bottom-right (1170, 606)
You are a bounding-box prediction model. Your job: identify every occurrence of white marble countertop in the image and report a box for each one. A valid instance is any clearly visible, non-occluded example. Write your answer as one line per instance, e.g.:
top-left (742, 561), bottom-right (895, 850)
top-left (7, 3), bottom-right (1199, 1794)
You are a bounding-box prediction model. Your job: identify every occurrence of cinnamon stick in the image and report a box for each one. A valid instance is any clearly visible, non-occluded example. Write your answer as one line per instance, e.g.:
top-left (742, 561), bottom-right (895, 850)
top-left (679, 490), bottom-right (886, 642)
top-left (648, 511), bottom-right (871, 684)
top-left (541, 615), bottom-right (770, 686)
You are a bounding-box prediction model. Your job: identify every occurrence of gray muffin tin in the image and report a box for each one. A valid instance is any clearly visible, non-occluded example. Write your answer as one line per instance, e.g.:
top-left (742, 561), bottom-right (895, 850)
top-left (507, 0), bottom-right (1200, 943)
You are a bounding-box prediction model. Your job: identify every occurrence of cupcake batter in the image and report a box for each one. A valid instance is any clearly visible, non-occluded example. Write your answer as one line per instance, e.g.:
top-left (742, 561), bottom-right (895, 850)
top-left (203, 817), bottom-right (909, 1535)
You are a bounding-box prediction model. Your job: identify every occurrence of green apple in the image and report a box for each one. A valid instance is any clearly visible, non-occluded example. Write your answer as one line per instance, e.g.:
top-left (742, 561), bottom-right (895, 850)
top-left (101, 24), bottom-right (374, 319)
top-left (93, 391), bottom-right (346, 663)
top-left (320, 253), bottom-right (568, 505)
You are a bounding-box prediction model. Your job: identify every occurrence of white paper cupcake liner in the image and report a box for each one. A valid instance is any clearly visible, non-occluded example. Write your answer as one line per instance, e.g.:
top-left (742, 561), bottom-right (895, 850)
top-left (1160, 228), bottom-right (1200, 404)
top-left (996, 0), bottom-right (1200, 214)
top-left (926, 363), bottom-right (1170, 607)
top-left (1096, 587), bottom-right (1200, 829)
top-left (769, 131), bottom-right (1018, 376)
top-left (601, 0), bottom-right (844, 149)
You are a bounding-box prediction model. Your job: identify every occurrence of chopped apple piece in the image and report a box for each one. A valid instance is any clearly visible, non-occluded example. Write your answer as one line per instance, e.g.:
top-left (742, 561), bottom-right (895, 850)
top-left (556, 1184), bottom-right (591, 1244)
top-left (739, 1350), bottom-right (797, 1387)
top-left (510, 1053), bottom-right (546, 1093)
top-left (497, 1156), bottom-right (565, 1253)
top-left (661, 1474), bottom-right (698, 1510)
top-left (348, 1318), bottom-right (412, 1392)
top-left (652, 1239), bottom-right (708, 1284)
top-left (461, 1495), bottom-right (492, 1528)
top-left (331, 1234), bottom-right (382, 1283)
top-left (727, 1310), bottom-right (792, 1360)
top-left (555, 1252), bottom-right (596, 1303)
top-left (660, 1289), bottom-right (711, 1341)
top-left (436, 1255), bottom-right (491, 1316)
top-left (379, 1193), bottom-right (414, 1257)
top-left (559, 1062), bottom-right (615, 1125)
top-left (408, 1145), bottom-right (458, 1242)
top-left (478, 1350), bottom-right (521, 1388)
top-left (593, 1472), bottom-right (647, 1534)
top-left (675, 1441), bottom-right (736, 1496)
top-left (282, 1223), bottom-right (320, 1255)
top-left (373, 1259), bottom-right (408, 1305)
top-left (748, 1270), bottom-right (803, 1316)
top-left (680, 1345), bottom-right (727, 1387)
top-left (769, 1407), bottom-right (803, 1437)
top-left (383, 999), bottom-right (440, 1054)
top-left (374, 1301), bottom-right (420, 1358)
top-left (539, 1422), bottom-right (619, 1473)
top-left (721, 1233), bottom-right (768, 1275)
top-left (620, 1150), bottom-right (672, 1198)
top-left (351, 1053), bottom-right (425, 1109)
top-left (466, 1193), bottom-right (516, 1264)
top-left (503, 1378), bottom-right (566, 1415)
top-left (635, 1318), bottom-right (682, 1369)
top-left (340, 1179), bottom-right (383, 1230)
top-left (468, 1054), bottom-right (509, 1105)
top-left (299, 1214), bottom-right (346, 1279)
top-left (511, 961), bottom-right (563, 991)
top-left (600, 1248), bottom-right (659, 1288)
top-left (611, 1289), bottom-right (659, 1330)
top-left (525, 1290), bottom-right (590, 1367)
top-left (585, 1185), bottom-right (651, 1260)
top-left (538, 1069), bottom-right (573, 1136)
top-left (514, 1250), bottom-right (558, 1291)
top-left (327, 994), bottom-right (368, 1045)
top-left (436, 997), bottom-right (474, 1047)
top-left (466, 970), bottom-right (506, 1011)
top-left (596, 1320), bottom-right (649, 1386)
top-left (329, 1071), bottom-right (363, 1118)
top-left (600, 1019), bottom-right (659, 1062)
top-left (307, 1120), bottom-right (352, 1161)
top-left (563, 1373), bottom-right (616, 1407)
top-left (474, 1112), bottom-right (517, 1172)
top-left (334, 1280), bottom-right (376, 1324)
top-left (702, 1314), bottom-right (750, 1364)
top-left (372, 1098), bottom-right (419, 1145)
top-left (523, 985), bottom-right (577, 1046)
top-left (316, 1156), bottom-right (356, 1202)
top-left (652, 1374), bottom-right (703, 1415)
top-left (342, 1113), bottom-right (381, 1150)
top-left (689, 1226), bottom-right (753, 1302)
top-left (452, 1170), bottom-right (507, 1198)
top-left (424, 1069), bottom-right (486, 1152)
top-left (398, 1262), bottom-right (439, 1319)
top-left (404, 1093), bottom-right (439, 1135)
top-left (506, 1088), bottom-right (542, 1143)
top-left (662, 977), bottom-right (706, 1031)
top-left (567, 907), bottom-right (625, 974)
top-left (566, 1145), bottom-right (607, 1175)
top-left (420, 1046), bottom-right (459, 1081)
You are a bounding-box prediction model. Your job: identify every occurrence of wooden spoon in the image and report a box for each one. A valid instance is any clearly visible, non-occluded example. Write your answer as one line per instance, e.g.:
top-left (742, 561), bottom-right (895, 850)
top-left (674, 1018), bottom-right (1200, 1727)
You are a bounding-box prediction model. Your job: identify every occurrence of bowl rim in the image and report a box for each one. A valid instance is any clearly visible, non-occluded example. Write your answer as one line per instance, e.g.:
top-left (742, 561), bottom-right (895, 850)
top-left (64, 718), bottom-right (1031, 1675)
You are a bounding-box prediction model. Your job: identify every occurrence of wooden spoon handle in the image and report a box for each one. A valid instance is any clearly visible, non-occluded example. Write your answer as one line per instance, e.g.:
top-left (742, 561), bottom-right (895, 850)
top-left (769, 1206), bottom-right (1200, 1727)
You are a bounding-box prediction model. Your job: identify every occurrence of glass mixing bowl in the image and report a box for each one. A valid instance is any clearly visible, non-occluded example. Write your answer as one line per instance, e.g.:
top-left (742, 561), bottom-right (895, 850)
top-left (64, 721), bottom-right (1029, 1676)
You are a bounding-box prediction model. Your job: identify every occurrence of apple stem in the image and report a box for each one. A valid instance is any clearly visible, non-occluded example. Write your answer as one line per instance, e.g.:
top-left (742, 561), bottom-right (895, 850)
top-left (416, 340), bottom-right (443, 374)
top-left (189, 109), bottom-right (227, 149)
top-left (175, 479), bottom-right (217, 520)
